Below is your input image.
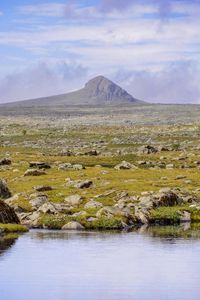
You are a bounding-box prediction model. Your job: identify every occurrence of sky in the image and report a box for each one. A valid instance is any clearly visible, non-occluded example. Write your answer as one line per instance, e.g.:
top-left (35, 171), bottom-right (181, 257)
top-left (0, 0), bottom-right (200, 103)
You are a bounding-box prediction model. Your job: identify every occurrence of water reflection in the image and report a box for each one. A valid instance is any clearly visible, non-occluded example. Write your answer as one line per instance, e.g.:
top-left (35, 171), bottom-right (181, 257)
top-left (0, 234), bottom-right (18, 256)
top-left (1, 227), bottom-right (200, 300)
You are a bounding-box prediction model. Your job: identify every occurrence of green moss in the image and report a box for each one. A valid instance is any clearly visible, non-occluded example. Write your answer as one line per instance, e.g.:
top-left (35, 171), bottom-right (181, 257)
top-left (0, 224), bottom-right (28, 233)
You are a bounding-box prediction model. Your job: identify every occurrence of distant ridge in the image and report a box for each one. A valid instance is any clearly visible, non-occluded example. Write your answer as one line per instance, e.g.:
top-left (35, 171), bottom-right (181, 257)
top-left (1, 75), bottom-right (144, 106)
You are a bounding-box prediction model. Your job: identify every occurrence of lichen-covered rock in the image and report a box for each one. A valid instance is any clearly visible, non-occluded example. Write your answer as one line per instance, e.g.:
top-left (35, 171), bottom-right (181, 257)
top-left (0, 179), bottom-right (12, 199)
top-left (0, 200), bottom-right (19, 224)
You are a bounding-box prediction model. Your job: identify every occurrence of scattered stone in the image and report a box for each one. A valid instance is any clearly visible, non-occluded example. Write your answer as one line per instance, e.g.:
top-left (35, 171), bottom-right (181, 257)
top-left (38, 202), bottom-right (57, 214)
top-left (59, 163), bottom-right (84, 170)
top-left (24, 169), bottom-right (46, 176)
top-left (29, 162), bottom-right (51, 169)
top-left (64, 195), bottom-right (83, 206)
top-left (34, 185), bottom-right (53, 192)
top-left (138, 145), bottom-right (158, 154)
top-left (0, 158), bottom-right (12, 166)
top-left (114, 161), bottom-right (136, 170)
top-left (74, 180), bottom-right (93, 189)
top-left (84, 150), bottom-right (99, 156)
top-left (84, 200), bottom-right (103, 209)
top-left (176, 175), bottom-right (186, 180)
top-left (166, 164), bottom-right (174, 169)
top-left (30, 195), bottom-right (48, 210)
top-left (62, 221), bottom-right (85, 230)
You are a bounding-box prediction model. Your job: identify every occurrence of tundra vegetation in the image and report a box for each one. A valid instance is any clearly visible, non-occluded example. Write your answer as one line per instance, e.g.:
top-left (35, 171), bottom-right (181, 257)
top-left (1, 105), bottom-right (200, 232)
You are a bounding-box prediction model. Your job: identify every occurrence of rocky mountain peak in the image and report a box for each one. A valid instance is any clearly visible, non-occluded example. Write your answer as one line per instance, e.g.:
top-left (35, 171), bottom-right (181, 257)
top-left (84, 75), bottom-right (135, 102)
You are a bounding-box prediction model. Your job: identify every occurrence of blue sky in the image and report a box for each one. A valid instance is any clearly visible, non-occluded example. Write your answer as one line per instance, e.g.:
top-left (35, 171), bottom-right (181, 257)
top-left (0, 0), bottom-right (200, 103)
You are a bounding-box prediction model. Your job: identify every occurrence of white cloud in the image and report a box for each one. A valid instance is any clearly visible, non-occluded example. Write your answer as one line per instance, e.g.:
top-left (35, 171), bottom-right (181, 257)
top-left (0, 61), bottom-right (88, 103)
top-left (113, 62), bottom-right (200, 104)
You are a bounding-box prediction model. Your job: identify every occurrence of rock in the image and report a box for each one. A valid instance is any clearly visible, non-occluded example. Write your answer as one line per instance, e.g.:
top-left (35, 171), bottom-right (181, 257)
top-left (19, 211), bottom-right (41, 226)
top-left (74, 180), bottom-right (93, 189)
top-left (138, 145), bottom-right (158, 154)
top-left (64, 195), bottom-right (83, 206)
top-left (166, 164), bottom-right (174, 169)
top-left (0, 158), bottom-right (12, 166)
top-left (24, 169), bottom-right (46, 176)
top-left (84, 200), bottom-right (103, 209)
top-left (179, 211), bottom-right (191, 223)
top-left (84, 150), bottom-right (99, 156)
top-left (0, 200), bottom-right (19, 223)
top-left (0, 179), bottom-right (12, 199)
top-left (29, 162), bottom-right (51, 169)
top-left (134, 207), bottom-right (149, 224)
top-left (176, 175), bottom-right (186, 180)
top-left (30, 195), bottom-right (48, 210)
top-left (62, 221), bottom-right (85, 230)
top-left (114, 161), bottom-right (136, 170)
top-left (34, 185), bottom-right (53, 192)
top-left (59, 163), bottom-right (84, 170)
top-left (71, 211), bottom-right (87, 217)
top-left (37, 202), bottom-right (57, 214)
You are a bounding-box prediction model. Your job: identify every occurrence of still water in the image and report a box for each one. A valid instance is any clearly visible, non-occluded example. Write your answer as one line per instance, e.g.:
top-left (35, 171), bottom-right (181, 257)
top-left (0, 228), bottom-right (200, 300)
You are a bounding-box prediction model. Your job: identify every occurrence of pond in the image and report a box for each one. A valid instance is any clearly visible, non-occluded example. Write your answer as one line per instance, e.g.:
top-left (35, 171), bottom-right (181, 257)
top-left (1, 226), bottom-right (200, 300)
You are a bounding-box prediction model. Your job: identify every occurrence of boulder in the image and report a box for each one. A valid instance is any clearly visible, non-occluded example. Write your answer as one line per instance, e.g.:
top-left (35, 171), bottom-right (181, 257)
top-left (0, 179), bottom-right (12, 199)
top-left (34, 185), bottom-right (53, 192)
top-left (138, 145), bottom-right (158, 154)
top-left (84, 200), bottom-right (103, 209)
top-left (59, 163), bottom-right (84, 170)
top-left (114, 161), bottom-right (136, 170)
top-left (0, 158), bottom-right (12, 166)
top-left (62, 221), bottom-right (85, 230)
top-left (24, 169), bottom-right (46, 176)
top-left (30, 195), bottom-right (49, 210)
top-left (64, 195), bottom-right (83, 206)
top-left (0, 200), bottom-right (19, 224)
top-left (37, 202), bottom-right (57, 214)
top-left (29, 162), bottom-right (51, 169)
top-left (84, 150), bottom-right (99, 156)
top-left (74, 180), bottom-right (93, 189)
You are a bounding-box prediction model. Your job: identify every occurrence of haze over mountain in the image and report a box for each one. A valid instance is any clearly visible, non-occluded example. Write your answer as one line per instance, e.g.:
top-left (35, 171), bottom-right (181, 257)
top-left (2, 76), bottom-right (143, 107)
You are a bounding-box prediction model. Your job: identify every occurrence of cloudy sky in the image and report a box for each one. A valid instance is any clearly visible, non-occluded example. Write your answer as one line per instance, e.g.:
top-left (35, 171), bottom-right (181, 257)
top-left (0, 0), bottom-right (200, 103)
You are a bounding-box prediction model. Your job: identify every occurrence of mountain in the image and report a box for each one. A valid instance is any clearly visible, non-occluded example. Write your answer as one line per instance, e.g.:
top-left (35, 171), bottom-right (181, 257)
top-left (1, 75), bottom-right (144, 106)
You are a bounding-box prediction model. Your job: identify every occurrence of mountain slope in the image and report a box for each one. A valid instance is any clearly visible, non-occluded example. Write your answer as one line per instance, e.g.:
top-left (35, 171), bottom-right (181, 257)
top-left (1, 75), bottom-right (144, 106)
